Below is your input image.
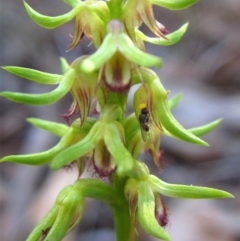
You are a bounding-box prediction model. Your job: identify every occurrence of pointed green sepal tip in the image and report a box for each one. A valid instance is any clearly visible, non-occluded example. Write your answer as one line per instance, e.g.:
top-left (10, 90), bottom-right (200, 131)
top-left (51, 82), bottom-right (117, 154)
top-left (137, 22), bottom-right (189, 46)
top-left (23, 1), bottom-right (82, 29)
top-left (168, 93), bottom-right (183, 110)
top-left (59, 57), bottom-right (70, 73)
top-left (189, 118), bottom-right (223, 137)
top-left (0, 68), bottom-right (75, 105)
top-left (0, 139), bottom-right (66, 166)
top-left (150, 175), bottom-right (234, 199)
top-left (138, 182), bottom-right (171, 241)
top-left (151, 0), bottom-right (199, 10)
top-left (2, 66), bottom-right (61, 84)
top-left (27, 118), bottom-right (68, 137)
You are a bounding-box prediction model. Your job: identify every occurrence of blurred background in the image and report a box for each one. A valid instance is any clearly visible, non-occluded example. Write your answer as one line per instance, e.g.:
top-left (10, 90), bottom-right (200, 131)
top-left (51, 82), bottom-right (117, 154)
top-left (0, 0), bottom-right (240, 241)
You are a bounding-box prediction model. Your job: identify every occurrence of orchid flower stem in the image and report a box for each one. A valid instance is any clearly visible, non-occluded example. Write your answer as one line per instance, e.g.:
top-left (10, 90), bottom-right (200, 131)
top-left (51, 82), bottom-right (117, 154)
top-left (112, 176), bottom-right (137, 241)
top-left (112, 203), bottom-right (134, 241)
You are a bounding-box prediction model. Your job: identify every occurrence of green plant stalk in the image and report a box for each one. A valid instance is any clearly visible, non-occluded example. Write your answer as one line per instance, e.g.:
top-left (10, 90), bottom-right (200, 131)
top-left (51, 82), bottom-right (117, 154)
top-left (112, 203), bottom-right (135, 241)
top-left (111, 176), bottom-right (137, 241)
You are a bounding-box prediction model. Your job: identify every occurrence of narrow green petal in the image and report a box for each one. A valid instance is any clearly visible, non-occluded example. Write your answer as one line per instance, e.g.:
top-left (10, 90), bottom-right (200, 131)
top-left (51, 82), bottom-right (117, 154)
top-left (168, 93), bottom-right (182, 110)
top-left (0, 69), bottom-right (75, 105)
top-left (189, 119), bottom-right (222, 137)
top-left (138, 182), bottom-right (170, 241)
top-left (136, 23), bottom-right (189, 46)
top-left (79, 33), bottom-right (117, 73)
top-left (50, 122), bottom-right (102, 170)
top-left (27, 118), bottom-right (69, 137)
top-left (104, 123), bottom-right (134, 175)
top-left (118, 34), bottom-right (162, 67)
top-left (150, 175), bottom-right (234, 199)
top-left (24, 1), bottom-right (82, 29)
top-left (151, 0), bottom-right (198, 10)
top-left (2, 66), bottom-right (61, 84)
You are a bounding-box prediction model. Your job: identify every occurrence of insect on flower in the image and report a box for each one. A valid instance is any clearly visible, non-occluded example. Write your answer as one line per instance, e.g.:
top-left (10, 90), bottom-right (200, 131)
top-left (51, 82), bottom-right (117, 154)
top-left (138, 103), bottom-right (164, 142)
top-left (138, 103), bottom-right (150, 141)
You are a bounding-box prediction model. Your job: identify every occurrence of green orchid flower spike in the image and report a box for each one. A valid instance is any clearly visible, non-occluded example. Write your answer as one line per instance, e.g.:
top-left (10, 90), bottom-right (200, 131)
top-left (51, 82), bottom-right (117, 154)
top-left (0, 0), bottom-right (234, 241)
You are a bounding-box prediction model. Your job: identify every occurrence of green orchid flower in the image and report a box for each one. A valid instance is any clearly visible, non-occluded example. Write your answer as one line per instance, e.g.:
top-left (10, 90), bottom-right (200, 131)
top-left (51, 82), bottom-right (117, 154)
top-left (124, 161), bottom-right (233, 241)
top-left (79, 20), bottom-right (162, 92)
top-left (133, 68), bottom-right (210, 146)
top-left (24, 0), bottom-right (109, 49)
top-left (0, 57), bottom-right (99, 126)
top-left (50, 105), bottom-right (135, 176)
top-left (0, 118), bottom-right (96, 172)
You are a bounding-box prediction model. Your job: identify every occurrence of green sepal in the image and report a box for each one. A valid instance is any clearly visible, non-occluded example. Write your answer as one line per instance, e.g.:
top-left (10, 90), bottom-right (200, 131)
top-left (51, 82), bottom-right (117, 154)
top-left (138, 182), bottom-right (170, 241)
top-left (133, 73), bottom-right (208, 146)
top-left (79, 33), bottom-right (117, 73)
top-left (24, 1), bottom-right (82, 29)
top-left (150, 175), bottom-right (234, 199)
top-left (27, 118), bottom-right (69, 137)
top-left (168, 93), bottom-right (182, 110)
top-left (151, 0), bottom-right (198, 10)
top-left (74, 179), bottom-right (118, 205)
top-left (0, 129), bottom-right (73, 165)
top-left (60, 57), bottom-right (70, 73)
top-left (91, 1), bottom-right (110, 24)
top-left (50, 122), bottom-right (102, 170)
top-left (80, 31), bottom-right (162, 73)
top-left (26, 205), bottom-right (59, 241)
top-left (104, 122), bottom-right (134, 175)
top-left (63, 0), bottom-right (80, 8)
top-left (152, 83), bottom-right (208, 146)
top-left (0, 69), bottom-right (75, 105)
top-left (189, 118), bottom-right (223, 137)
top-left (136, 22), bottom-right (188, 46)
top-left (164, 118), bottom-right (223, 139)
top-left (118, 33), bottom-right (162, 68)
top-left (2, 66), bottom-right (61, 84)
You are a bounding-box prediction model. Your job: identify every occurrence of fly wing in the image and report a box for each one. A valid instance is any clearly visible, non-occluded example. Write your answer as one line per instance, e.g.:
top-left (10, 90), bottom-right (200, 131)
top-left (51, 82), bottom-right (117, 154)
top-left (139, 122), bottom-right (147, 142)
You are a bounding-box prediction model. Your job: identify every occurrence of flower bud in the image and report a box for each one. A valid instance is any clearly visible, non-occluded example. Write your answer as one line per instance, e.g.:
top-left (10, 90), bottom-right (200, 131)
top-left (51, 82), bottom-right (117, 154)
top-left (26, 185), bottom-right (85, 241)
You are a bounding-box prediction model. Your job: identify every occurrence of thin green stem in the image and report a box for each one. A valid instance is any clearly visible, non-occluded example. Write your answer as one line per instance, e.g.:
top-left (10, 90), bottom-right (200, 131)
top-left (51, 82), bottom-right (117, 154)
top-left (111, 174), bottom-right (138, 241)
top-left (112, 203), bottom-right (138, 241)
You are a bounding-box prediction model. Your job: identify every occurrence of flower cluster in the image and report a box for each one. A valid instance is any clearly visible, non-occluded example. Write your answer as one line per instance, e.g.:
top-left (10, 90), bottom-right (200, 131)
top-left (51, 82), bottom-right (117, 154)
top-left (0, 0), bottom-right (233, 241)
